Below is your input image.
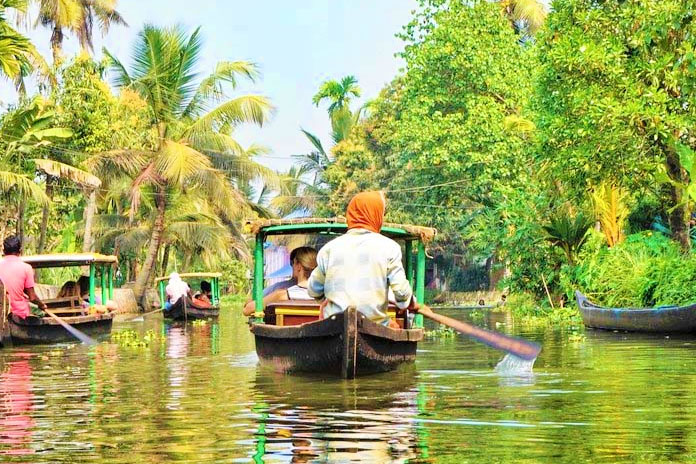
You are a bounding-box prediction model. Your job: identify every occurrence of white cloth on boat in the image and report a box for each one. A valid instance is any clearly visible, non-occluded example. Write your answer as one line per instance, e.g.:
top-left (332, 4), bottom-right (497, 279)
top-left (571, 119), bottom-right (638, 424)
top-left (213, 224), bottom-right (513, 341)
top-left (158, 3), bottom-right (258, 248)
top-left (166, 273), bottom-right (190, 304)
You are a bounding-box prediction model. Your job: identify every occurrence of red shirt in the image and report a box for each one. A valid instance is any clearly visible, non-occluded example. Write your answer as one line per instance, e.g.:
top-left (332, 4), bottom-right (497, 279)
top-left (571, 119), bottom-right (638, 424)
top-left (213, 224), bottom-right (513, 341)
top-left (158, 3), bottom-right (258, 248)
top-left (0, 255), bottom-right (35, 318)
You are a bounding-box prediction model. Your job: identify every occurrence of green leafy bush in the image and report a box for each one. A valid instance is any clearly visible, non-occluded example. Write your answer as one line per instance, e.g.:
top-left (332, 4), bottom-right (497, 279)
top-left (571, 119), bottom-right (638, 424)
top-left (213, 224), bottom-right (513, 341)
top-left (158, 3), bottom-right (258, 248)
top-left (566, 231), bottom-right (696, 307)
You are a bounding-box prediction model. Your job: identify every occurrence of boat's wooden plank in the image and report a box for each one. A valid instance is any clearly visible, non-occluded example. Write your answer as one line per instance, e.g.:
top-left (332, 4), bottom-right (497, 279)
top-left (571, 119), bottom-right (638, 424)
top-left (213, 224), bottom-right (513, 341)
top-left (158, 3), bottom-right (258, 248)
top-left (342, 307), bottom-right (358, 379)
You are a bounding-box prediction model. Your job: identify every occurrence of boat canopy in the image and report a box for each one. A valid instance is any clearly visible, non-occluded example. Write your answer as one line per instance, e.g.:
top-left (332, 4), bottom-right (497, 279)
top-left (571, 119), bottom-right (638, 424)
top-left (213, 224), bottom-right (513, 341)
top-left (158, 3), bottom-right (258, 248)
top-left (154, 272), bottom-right (222, 283)
top-left (155, 272), bottom-right (222, 308)
top-left (248, 217), bottom-right (436, 327)
top-left (249, 217), bottom-right (437, 242)
top-left (21, 253), bottom-right (117, 307)
top-left (22, 253), bottom-right (118, 268)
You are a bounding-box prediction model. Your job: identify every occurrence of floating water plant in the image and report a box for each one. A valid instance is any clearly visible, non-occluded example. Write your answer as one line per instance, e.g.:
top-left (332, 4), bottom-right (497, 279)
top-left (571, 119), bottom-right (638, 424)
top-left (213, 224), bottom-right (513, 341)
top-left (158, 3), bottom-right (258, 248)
top-left (425, 325), bottom-right (457, 338)
top-left (111, 329), bottom-right (163, 348)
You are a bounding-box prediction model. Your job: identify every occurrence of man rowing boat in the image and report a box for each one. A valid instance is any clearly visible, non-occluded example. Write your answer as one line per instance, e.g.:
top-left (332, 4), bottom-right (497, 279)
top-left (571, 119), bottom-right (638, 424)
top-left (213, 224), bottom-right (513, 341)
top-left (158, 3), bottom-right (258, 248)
top-left (307, 191), bottom-right (418, 327)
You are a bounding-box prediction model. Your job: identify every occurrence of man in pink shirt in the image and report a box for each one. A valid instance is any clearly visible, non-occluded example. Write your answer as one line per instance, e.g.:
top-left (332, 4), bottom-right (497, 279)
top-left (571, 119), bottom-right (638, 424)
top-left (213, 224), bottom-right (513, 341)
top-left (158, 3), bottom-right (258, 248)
top-left (0, 236), bottom-right (46, 319)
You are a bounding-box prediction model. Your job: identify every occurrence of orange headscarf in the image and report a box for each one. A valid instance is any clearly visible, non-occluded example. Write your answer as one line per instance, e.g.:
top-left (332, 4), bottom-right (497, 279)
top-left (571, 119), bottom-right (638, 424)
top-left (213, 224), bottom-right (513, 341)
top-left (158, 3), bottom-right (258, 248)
top-left (346, 191), bottom-right (385, 233)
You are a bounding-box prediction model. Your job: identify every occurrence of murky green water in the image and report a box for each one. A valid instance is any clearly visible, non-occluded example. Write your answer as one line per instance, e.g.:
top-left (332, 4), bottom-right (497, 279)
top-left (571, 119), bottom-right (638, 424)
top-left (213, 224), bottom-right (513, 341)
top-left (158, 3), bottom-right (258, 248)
top-left (2, 305), bottom-right (696, 463)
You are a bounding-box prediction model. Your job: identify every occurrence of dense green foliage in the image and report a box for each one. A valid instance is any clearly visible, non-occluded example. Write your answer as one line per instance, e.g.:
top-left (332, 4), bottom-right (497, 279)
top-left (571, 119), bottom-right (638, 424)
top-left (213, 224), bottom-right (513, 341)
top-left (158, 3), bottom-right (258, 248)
top-left (3, 0), bottom-right (696, 311)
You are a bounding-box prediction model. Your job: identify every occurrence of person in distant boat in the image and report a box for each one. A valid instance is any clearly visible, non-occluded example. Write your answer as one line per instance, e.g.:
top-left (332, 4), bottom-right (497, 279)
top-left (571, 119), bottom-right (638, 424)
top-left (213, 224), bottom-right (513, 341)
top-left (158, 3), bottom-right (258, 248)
top-left (165, 272), bottom-right (191, 310)
top-left (307, 191), bottom-right (418, 328)
top-left (0, 235), bottom-right (47, 319)
top-left (76, 275), bottom-right (119, 312)
top-left (57, 280), bottom-right (80, 299)
top-left (243, 247), bottom-right (318, 316)
top-left (192, 280), bottom-right (212, 308)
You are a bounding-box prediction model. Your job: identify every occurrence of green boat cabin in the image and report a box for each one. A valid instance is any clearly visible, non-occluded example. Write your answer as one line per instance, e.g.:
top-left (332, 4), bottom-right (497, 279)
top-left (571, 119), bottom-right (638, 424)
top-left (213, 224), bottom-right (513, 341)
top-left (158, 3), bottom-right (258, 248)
top-left (248, 217), bottom-right (437, 328)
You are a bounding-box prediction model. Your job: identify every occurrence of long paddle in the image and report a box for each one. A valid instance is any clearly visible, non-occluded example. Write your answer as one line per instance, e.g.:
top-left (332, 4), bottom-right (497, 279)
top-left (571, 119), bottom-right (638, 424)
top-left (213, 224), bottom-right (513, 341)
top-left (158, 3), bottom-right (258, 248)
top-left (418, 305), bottom-right (541, 360)
top-left (125, 307), bottom-right (163, 322)
top-left (44, 309), bottom-right (97, 346)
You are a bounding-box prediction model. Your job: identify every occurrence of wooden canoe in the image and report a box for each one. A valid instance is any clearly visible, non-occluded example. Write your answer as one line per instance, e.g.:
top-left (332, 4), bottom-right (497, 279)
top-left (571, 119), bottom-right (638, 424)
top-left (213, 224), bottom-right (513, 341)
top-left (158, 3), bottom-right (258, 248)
top-left (164, 297), bottom-right (219, 321)
top-left (576, 291), bottom-right (696, 333)
top-left (251, 307), bottom-right (423, 379)
top-left (8, 312), bottom-right (114, 345)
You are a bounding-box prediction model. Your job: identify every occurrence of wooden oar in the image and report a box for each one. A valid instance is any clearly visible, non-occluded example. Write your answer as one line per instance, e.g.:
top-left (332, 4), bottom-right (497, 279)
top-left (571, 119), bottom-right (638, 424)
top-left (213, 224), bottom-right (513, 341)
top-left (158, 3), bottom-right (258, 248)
top-left (44, 309), bottom-right (97, 346)
top-left (125, 307), bottom-right (163, 322)
top-left (418, 305), bottom-right (541, 360)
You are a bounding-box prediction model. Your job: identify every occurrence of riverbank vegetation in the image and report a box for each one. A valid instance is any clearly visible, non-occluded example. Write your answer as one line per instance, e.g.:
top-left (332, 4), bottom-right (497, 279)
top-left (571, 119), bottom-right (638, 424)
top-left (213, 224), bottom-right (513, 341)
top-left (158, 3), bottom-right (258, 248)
top-left (1, 0), bottom-right (695, 315)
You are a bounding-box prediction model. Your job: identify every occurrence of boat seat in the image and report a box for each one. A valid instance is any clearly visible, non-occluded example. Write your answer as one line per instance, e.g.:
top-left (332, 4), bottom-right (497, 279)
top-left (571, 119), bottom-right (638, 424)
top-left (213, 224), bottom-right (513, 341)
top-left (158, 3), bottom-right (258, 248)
top-left (264, 301), bottom-right (406, 327)
top-left (43, 296), bottom-right (84, 316)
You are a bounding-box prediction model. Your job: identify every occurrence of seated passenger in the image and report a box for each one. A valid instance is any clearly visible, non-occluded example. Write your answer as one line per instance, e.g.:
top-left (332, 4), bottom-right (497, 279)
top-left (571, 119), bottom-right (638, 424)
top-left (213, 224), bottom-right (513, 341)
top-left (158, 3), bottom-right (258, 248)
top-left (243, 247), bottom-right (317, 316)
top-left (165, 272), bottom-right (191, 310)
top-left (307, 191), bottom-right (418, 328)
top-left (192, 280), bottom-right (212, 308)
top-left (57, 280), bottom-right (80, 299)
top-left (76, 275), bottom-right (118, 312)
top-left (262, 248), bottom-right (301, 296)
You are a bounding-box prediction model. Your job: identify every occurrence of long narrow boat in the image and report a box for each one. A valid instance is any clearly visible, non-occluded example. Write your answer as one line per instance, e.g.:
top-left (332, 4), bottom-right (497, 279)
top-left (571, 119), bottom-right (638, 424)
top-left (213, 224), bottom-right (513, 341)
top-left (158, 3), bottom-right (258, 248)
top-left (247, 217), bottom-right (436, 378)
top-left (576, 291), bottom-right (696, 333)
top-left (154, 272), bottom-right (222, 321)
top-left (1, 253), bottom-right (118, 345)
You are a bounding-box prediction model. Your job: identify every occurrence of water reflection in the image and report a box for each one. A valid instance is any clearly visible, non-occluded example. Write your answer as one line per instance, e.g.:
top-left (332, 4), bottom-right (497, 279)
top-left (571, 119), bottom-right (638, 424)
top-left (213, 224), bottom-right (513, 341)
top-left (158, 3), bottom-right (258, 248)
top-left (249, 371), bottom-right (430, 462)
top-left (0, 353), bottom-right (35, 458)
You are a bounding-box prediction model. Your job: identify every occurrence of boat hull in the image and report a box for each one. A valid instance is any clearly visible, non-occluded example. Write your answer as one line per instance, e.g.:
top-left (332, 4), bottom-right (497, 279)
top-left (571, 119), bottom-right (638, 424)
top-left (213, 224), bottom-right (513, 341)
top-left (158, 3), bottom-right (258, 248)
top-left (576, 291), bottom-right (696, 333)
top-left (9, 313), bottom-right (114, 344)
top-left (164, 297), bottom-right (219, 321)
top-left (251, 307), bottom-right (423, 378)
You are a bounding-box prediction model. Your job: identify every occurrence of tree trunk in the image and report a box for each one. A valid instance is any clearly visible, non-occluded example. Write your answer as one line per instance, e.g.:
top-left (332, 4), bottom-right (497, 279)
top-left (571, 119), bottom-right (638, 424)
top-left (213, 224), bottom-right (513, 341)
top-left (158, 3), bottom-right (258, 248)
top-left (38, 180), bottom-right (54, 253)
top-left (665, 146), bottom-right (691, 252)
top-left (82, 189), bottom-right (97, 252)
top-left (51, 26), bottom-right (64, 66)
top-left (161, 243), bottom-right (171, 276)
top-left (16, 199), bottom-right (25, 245)
top-left (133, 190), bottom-right (167, 307)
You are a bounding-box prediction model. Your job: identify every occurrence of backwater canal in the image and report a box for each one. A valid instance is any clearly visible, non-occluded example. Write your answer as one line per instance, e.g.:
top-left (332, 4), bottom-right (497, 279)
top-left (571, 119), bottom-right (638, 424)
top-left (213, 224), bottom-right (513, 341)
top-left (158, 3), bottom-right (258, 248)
top-left (1, 304), bottom-right (696, 463)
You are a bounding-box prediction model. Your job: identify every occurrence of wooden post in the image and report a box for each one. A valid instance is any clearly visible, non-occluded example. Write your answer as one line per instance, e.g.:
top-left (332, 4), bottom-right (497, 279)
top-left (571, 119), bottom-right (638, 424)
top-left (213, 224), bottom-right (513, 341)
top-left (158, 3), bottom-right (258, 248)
top-left (342, 307), bottom-right (358, 379)
top-left (108, 266), bottom-right (113, 300)
top-left (100, 265), bottom-right (107, 305)
top-left (405, 240), bottom-right (414, 286)
top-left (159, 280), bottom-right (166, 310)
top-left (415, 241), bottom-right (426, 328)
top-left (89, 264), bottom-right (95, 307)
top-left (254, 233), bottom-right (265, 313)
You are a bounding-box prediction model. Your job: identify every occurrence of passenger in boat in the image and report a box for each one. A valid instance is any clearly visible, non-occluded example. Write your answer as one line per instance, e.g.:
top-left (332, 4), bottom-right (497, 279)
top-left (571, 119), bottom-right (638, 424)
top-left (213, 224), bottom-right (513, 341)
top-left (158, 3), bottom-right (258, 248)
top-left (165, 272), bottom-right (191, 310)
top-left (192, 280), bottom-right (212, 308)
top-left (57, 280), bottom-right (80, 299)
top-left (0, 235), bottom-right (47, 319)
top-left (262, 247), bottom-right (301, 296)
top-left (76, 275), bottom-right (119, 312)
top-left (307, 191), bottom-right (418, 328)
top-left (243, 247), bottom-right (317, 316)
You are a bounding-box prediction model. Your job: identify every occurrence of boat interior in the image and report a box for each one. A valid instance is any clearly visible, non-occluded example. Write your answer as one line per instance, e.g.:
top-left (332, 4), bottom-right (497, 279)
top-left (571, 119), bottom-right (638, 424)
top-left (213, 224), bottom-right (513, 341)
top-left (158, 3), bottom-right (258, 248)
top-left (263, 301), bottom-right (410, 328)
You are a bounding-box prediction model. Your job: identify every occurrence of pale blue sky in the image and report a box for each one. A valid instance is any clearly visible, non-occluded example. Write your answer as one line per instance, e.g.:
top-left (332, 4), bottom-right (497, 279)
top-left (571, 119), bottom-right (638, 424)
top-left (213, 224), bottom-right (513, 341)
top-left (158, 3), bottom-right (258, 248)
top-left (3, 1), bottom-right (419, 172)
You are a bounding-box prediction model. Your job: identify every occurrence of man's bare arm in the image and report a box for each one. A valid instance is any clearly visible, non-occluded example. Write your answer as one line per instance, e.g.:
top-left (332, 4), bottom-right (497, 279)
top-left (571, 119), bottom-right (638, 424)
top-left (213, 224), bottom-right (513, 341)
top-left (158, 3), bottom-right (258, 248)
top-left (26, 287), bottom-right (47, 310)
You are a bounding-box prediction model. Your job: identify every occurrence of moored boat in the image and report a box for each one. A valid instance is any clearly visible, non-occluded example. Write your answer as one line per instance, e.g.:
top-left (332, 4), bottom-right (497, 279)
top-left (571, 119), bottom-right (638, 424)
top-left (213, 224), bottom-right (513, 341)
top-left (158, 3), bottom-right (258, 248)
top-left (576, 291), bottom-right (696, 333)
top-left (155, 272), bottom-right (222, 321)
top-left (2, 253), bottom-right (118, 345)
top-left (247, 217), bottom-right (436, 378)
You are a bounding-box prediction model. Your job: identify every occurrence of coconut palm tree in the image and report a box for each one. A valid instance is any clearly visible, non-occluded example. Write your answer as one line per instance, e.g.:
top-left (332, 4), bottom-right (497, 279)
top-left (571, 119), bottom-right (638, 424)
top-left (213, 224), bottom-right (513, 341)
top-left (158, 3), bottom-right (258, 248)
top-left (33, 0), bottom-right (125, 64)
top-left (94, 24), bottom-right (273, 305)
top-left (499, 0), bottom-right (546, 37)
top-left (0, 0), bottom-right (44, 86)
top-left (0, 96), bottom-right (72, 242)
top-left (312, 75), bottom-right (361, 116)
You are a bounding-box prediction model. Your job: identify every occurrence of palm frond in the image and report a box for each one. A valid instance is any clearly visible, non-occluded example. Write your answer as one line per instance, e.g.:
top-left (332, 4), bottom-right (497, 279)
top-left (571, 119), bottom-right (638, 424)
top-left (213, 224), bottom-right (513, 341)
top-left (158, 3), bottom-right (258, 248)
top-left (187, 95), bottom-right (273, 135)
top-left (33, 158), bottom-right (101, 188)
top-left (0, 170), bottom-right (50, 205)
top-left (156, 140), bottom-right (212, 186)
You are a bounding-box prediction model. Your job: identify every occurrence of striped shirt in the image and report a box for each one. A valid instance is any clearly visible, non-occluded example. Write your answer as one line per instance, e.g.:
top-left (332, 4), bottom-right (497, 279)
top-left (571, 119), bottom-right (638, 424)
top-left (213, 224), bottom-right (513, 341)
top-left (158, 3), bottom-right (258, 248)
top-left (308, 228), bottom-right (413, 324)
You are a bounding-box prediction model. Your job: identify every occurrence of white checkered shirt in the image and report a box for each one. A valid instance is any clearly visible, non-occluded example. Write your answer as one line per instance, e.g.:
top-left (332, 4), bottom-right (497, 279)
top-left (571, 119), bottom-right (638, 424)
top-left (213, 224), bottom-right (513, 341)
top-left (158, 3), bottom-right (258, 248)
top-left (308, 228), bottom-right (413, 324)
